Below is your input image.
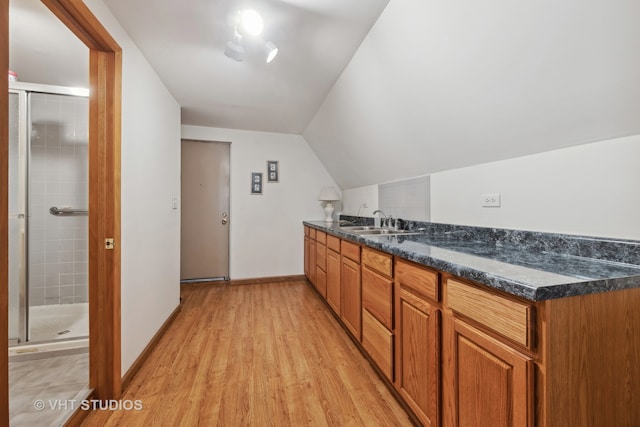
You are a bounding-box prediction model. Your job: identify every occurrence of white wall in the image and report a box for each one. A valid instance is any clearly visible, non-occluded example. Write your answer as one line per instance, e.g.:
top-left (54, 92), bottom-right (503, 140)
top-left (86, 0), bottom-right (182, 375)
top-left (304, 0), bottom-right (640, 190)
top-left (379, 176), bottom-right (430, 221)
top-left (342, 185), bottom-right (379, 217)
top-left (181, 125), bottom-right (338, 279)
top-left (431, 135), bottom-right (640, 239)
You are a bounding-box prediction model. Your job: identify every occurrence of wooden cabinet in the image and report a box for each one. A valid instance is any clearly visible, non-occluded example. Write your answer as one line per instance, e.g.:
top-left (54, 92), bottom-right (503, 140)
top-left (316, 233), bottom-right (327, 297)
top-left (326, 246), bottom-right (341, 314)
top-left (341, 241), bottom-right (361, 340)
top-left (395, 260), bottom-right (440, 427)
top-left (309, 238), bottom-right (317, 286)
top-left (452, 320), bottom-right (533, 427)
top-left (362, 248), bottom-right (394, 381)
top-left (444, 276), bottom-right (534, 427)
top-left (304, 235), bottom-right (310, 279)
top-left (303, 225), bottom-right (640, 427)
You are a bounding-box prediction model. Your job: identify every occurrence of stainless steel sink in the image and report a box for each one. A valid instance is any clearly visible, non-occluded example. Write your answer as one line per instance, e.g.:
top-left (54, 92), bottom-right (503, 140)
top-left (339, 226), bottom-right (378, 231)
top-left (340, 226), bottom-right (423, 236)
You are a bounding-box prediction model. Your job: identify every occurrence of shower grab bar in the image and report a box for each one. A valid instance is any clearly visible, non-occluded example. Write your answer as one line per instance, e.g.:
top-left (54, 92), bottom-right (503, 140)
top-left (49, 206), bottom-right (88, 216)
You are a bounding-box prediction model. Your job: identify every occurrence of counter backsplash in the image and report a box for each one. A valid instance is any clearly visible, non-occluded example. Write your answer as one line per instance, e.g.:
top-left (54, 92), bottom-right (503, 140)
top-left (339, 215), bottom-right (640, 267)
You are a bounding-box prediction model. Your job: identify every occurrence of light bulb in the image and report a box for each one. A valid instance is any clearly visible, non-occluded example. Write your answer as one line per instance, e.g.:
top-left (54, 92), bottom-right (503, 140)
top-left (239, 9), bottom-right (263, 36)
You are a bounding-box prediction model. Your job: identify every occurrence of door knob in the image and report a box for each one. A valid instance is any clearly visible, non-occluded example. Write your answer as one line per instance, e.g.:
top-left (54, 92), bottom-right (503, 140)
top-left (222, 218), bottom-right (228, 225)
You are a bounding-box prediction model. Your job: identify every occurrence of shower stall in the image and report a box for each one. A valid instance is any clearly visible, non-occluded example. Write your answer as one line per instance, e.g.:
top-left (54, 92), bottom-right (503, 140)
top-left (8, 81), bottom-right (89, 349)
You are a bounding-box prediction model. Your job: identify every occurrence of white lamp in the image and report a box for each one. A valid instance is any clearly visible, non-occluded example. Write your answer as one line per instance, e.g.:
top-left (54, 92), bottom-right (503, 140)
top-left (318, 187), bottom-right (340, 222)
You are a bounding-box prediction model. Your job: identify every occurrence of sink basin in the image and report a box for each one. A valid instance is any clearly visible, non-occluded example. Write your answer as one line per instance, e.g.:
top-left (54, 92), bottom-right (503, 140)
top-left (339, 226), bottom-right (378, 231)
top-left (354, 229), bottom-right (422, 236)
top-left (339, 226), bottom-right (423, 236)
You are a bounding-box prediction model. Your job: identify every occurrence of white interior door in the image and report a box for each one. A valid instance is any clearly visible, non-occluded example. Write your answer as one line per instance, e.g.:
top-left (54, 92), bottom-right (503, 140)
top-left (180, 140), bottom-right (230, 281)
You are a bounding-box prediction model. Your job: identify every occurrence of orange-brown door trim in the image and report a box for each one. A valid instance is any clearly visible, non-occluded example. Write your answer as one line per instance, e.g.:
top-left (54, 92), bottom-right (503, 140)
top-left (1, 0), bottom-right (9, 423)
top-left (1, 0), bottom-right (122, 423)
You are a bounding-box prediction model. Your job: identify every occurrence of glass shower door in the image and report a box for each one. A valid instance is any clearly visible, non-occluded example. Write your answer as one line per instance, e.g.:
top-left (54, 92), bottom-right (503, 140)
top-left (8, 90), bottom-right (28, 344)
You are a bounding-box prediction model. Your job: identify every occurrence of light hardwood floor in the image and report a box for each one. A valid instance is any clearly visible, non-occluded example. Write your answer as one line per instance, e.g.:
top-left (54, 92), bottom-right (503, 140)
top-left (82, 280), bottom-right (413, 426)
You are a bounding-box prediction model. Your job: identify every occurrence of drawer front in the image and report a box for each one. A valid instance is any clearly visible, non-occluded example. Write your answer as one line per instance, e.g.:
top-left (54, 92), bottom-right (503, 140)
top-left (327, 235), bottom-right (341, 252)
top-left (362, 247), bottom-right (393, 278)
top-left (316, 243), bottom-right (327, 271)
top-left (341, 241), bottom-right (361, 264)
top-left (362, 310), bottom-right (394, 381)
top-left (309, 228), bottom-right (316, 239)
top-left (362, 267), bottom-right (394, 329)
top-left (316, 231), bottom-right (327, 245)
top-left (396, 259), bottom-right (439, 303)
top-left (447, 278), bottom-right (533, 348)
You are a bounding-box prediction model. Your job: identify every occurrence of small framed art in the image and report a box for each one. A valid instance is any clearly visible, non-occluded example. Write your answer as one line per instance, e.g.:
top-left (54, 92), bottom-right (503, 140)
top-left (251, 172), bottom-right (263, 194)
top-left (267, 160), bottom-right (279, 182)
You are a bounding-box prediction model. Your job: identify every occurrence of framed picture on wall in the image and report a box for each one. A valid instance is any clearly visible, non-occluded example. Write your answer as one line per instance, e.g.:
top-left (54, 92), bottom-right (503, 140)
top-left (251, 172), bottom-right (263, 194)
top-left (267, 160), bottom-right (279, 182)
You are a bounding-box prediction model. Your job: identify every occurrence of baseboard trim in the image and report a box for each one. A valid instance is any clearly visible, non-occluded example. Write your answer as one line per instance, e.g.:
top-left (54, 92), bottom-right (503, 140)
top-left (229, 275), bottom-right (306, 286)
top-left (62, 390), bottom-right (94, 427)
top-left (121, 303), bottom-right (182, 390)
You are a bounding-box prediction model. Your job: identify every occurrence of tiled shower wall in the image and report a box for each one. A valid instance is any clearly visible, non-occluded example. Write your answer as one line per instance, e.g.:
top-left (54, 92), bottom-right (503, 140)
top-left (29, 93), bottom-right (88, 306)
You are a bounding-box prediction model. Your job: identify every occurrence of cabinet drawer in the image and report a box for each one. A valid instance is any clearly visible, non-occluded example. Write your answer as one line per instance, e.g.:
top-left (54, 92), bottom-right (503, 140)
top-left (362, 267), bottom-right (394, 329)
top-left (327, 235), bottom-right (340, 253)
top-left (362, 247), bottom-right (392, 278)
top-left (304, 226), bottom-right (309, 236)
top-left (341, 241), bottom-right (361, 263)
top-left (362, 310), bottom-right (394, 381)
top-left (447, 278), bottom-right (533, 348)
top-left (309, 228), bottom-right (316, 239)
top-left (316, 243), bottom-right (326, 271)
top-left (396, 259), bottom-right (439, 303)
top-left (316, 231), bottom-right (327, 245)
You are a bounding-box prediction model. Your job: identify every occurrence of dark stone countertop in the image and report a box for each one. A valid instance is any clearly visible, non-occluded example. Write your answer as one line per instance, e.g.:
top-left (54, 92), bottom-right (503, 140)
top-left (303, 220), bottom-right (640, 302)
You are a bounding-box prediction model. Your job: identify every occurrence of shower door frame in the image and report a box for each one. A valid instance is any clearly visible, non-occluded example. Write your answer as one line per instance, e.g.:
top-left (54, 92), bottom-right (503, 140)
top-left (9, 83), bottom-right (90, 345)
top-left (1, 0), bottom-right (124, 422)
top-left (7, 88), bottom-right (27, 346)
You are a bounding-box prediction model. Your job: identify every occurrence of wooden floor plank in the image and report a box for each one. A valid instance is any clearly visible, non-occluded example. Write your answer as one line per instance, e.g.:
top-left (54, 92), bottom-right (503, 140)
top-left (81, 281), bottom-right (413, 426)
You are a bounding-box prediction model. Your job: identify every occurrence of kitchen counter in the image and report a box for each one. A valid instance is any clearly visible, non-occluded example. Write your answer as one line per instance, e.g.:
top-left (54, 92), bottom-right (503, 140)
top-left (303, 220), bottom-right (640, 301)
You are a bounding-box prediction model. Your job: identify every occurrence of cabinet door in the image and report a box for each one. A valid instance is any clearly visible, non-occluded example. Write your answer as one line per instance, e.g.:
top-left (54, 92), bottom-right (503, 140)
top-left (326, 249), bottom-right (341, 314)
top-left (453, 320), bottom-right (533, 427)
top-left (362, 310), bottom-right (394, 381)
top-left (397, 288), bottom-right (440, 427)
top-left (304, 236), bottom-right (310, 279)
top-left (362, 267), bottom-right (393, 329)
top-left (316, 266), bottom-right (327, 298)
top-left (341, 256), bottom-right (361, 341)
top-left (309, 239), bottom-right (317, 286)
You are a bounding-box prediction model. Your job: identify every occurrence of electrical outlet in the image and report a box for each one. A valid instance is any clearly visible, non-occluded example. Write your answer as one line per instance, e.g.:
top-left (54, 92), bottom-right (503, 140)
top-left (172, 197), bottom-right (178, 209)
top-left (362, 201), bottom-right (368, 209)
top-left (481, 193), bottom-right (501, 207)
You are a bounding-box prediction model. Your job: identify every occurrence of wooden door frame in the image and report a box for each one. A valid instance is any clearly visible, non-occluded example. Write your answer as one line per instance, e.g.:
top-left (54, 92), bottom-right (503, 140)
top-left (1, 1), bottom-right (122, 424)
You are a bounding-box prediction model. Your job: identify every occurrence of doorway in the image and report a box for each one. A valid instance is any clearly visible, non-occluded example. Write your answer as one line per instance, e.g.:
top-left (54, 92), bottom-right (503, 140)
top-left (1, 0), bottom-right (123, 422)
top-left (180, 140), bottom-right (230, 282)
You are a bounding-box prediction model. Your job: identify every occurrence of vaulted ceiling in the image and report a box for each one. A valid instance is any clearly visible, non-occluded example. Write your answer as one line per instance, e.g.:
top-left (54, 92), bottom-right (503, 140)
top-left (9, 0), bottom-right (640, 190)
top-left (102, 0), bottom-right (389, 133)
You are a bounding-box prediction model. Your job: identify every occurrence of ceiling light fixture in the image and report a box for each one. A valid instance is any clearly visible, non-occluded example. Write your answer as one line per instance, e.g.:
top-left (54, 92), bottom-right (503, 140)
top-left (224, 30), bottom-right (244, 62)
top-left (239, 9), bottom-right (264, 36)
top-left (264, 40), bottom-right (278, 64)
top-left (224, 9), bottom-right (278, 64)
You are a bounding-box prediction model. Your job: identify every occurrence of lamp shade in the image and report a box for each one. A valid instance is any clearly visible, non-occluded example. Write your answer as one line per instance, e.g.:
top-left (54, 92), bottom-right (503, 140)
top-left (318, 187), bottom-right (340, 201)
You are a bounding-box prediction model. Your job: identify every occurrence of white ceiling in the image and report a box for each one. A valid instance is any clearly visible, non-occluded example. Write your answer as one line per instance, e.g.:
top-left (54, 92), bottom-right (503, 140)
top-left (101, 0), bottom-right (389, 133)
top-left (9, 0), bottom-right (388, 134)
top-left (9, 0), bottom-right (88, 88)
top-left (10, 0), bottom-right (640, 191)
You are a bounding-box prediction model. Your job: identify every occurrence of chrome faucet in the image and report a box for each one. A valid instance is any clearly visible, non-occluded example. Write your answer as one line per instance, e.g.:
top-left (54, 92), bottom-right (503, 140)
top-left (373, 210), bottom-right (394, 228)
top-left (372, 209), bottom-right (387, 219)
